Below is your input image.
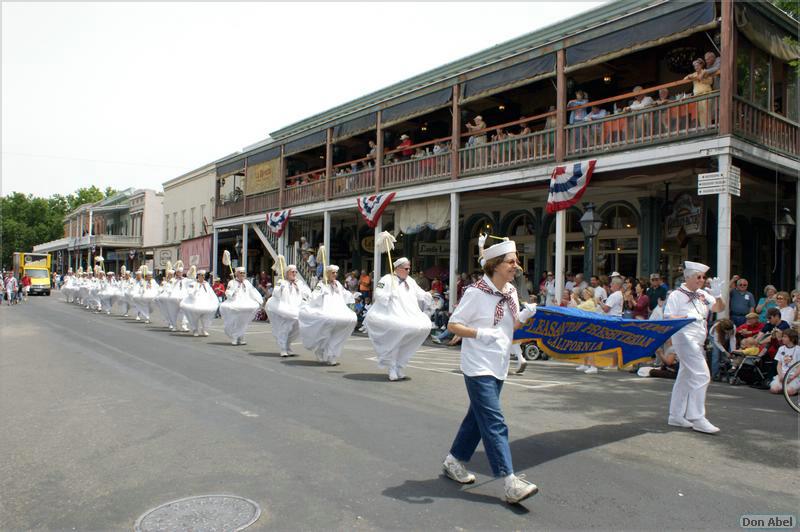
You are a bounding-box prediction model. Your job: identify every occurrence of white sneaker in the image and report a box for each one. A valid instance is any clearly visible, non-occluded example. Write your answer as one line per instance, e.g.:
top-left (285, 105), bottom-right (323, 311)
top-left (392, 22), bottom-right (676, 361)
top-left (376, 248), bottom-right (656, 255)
top-left (667, 416), bottom-right (693, 428)
top-left (442, 455), bottom-right (476, 484)
top-left (169, 325), bottom-right (175, 331)
top-left (145, 319), bottom-right (150, 324)
top-left (691, 417), bottom-right (720, 434)
top-left (193, 332), bottom-right (199, 337)
top-left (136, 316), bottom-right (141, 321)
top-left (576, 365), bottom-right (588, 371)
top-left (584, 366), bottom-right (598, 374)
top-left (238, 338), bottom-right (246, 345)
top-left (106, 311), bottom-right (111, 315)
top-left (504, 474), bottom-right (539, 504)
top-left (202, 331), bottom-right (209, 337)
top-left (232, 340), bottom-right (239, 346)
top-left (287, 350), bottom-right (298, 357)
top-left (396, 367), bottom-right (406, 380)
top-left (327, 360), bottom-right (339, 366)
top-left (389, 367), bottom-right (400, 381)
top-left (280, 351), bottom-right (289, 357)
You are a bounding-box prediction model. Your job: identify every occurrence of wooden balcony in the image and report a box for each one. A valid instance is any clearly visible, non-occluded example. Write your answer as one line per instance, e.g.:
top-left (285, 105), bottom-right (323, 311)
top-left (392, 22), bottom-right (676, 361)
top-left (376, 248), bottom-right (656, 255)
top-left (381, 151), bottom-right (451, 189)
top-left (215, 200), bottom-right (244, 219)
top-left (734, 97), bottom-right (799, 158)
top-left (458, 128), bottom-right (555, 175)
top-left (565, 92), bottom-right (719, 157)
top-left (330, 167), bottom-right (375, 199)
top-left (246, 190), bottom-right (279, 215)
top-left (284, 180), bottom-right (326, 207)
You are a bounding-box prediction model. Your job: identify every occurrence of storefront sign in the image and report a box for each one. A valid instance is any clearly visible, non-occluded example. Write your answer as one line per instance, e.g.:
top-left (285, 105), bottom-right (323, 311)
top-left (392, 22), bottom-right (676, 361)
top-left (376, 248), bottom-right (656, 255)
top-left (418, 241), bottom-right (450, 256)
top-left (245, 158), bottom-right (281, 195)
top-left (665, 193), bottom-right (704, 239)
top-left (179, 235), bottom-right (211, 270)
top-left (153, 246), bottom-right (179, 268)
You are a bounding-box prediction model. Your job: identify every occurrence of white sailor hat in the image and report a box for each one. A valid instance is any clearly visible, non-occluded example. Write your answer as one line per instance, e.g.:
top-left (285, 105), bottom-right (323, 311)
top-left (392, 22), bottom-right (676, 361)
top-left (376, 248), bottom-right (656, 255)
top-left (393, 257), bottom-right (410, 268)
top-left (286, 264), bottom-right (298, 272)
top-left (198, 269), bottom-right (207, 277)
top-left (107, 271), bottom-right (115, 275)
top-left (326, 264), bottom-right (340, 273)
top-left (235, 266), bottom-right (245, 274)
top-left (482, 240), bottom-right (517, 261)
top-left (354, 292), bottom-right (363, 299)
top-left (684, 261), bottom-right (710, 274)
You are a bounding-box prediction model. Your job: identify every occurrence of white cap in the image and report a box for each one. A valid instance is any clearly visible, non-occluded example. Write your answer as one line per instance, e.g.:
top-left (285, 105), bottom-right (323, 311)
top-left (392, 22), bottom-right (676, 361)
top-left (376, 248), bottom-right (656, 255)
top-left (326, 264), bottom-right (340, 273)
top-left (684, 261), bottom-right (710, 274)
top-left (400, 134), bottom-right (409, 140)
top-left (482, 240), bottom-right (517, 261)
top-left (198, 269), bottom-right (207, 276)
top-left (393, 257), bottom-right (410, 268)
top-left (610, 271), bottom-right (622, 278)
top-left (235, 266), bottom-right (245, 273)
top-left (286, 264), bottom-right (298, 272)
top-left (176, 266), bottom-right (184, 272)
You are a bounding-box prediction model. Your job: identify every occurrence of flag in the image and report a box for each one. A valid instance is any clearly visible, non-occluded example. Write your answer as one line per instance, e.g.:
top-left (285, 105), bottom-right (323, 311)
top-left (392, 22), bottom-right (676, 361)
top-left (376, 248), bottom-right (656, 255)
top-left (357, 192), bottom-right (396, 228)
top-left (546, 160), bottom-right (597, 214)
top-left (513, 306), bottom-right (692, 369)
top-left (266, 209), bottom-right (291, 237)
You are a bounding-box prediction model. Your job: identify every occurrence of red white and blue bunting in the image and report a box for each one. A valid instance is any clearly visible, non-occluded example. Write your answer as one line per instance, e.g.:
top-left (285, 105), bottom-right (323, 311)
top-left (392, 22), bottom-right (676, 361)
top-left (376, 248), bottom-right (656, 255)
top-left (266, 209), bottom-right (291, 237)
top-left (546, 160), bottom-right (597, 214)
top-left (357, 192), bottom-right (396, 228)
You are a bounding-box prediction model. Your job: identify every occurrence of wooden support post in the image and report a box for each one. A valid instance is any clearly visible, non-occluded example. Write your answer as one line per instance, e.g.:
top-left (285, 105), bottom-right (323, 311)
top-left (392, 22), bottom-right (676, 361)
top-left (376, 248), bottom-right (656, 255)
top-left (278, 146), bottom-right (286, 209)
top-left (719, 0), bottom-right (735, 135)
top-left (375, 111), bottom-right (383, 193)
top-left (325, 128), bottom-right (333, 201)
top-left (555, 49), bottom-right (567, 163)
top-left (451, 84), bottom-right (461, 180)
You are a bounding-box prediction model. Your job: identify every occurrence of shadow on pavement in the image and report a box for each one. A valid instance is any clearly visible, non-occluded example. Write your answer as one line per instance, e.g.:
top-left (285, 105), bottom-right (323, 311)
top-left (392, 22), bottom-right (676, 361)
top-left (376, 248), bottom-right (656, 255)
top-left (343, 373), bottom-right (392, 382)
top-left (281, 359), bottom-right (327, 367)
top-left (382, 476), bottom-right (530, 513)
top-left (248, 352), bottom-right (284, 358)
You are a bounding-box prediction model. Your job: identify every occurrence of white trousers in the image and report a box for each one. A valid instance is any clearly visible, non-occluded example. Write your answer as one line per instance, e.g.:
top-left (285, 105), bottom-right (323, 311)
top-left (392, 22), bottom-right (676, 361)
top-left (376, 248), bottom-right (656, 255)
top-left (669, 338), bottom-right (710, 421)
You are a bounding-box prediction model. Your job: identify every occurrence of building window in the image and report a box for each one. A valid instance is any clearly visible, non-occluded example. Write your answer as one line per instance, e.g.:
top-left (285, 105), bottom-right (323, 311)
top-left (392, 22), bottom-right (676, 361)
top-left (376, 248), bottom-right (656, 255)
top-left (173, 212), bottom-right (177, 242)
top-left (200, 204), bottom-right (206, 234)
top-left (190, 207), bottom-right (196, 238)
top-left (165, 214), bottom-right (169, 242)
top-left (181, 210), bottom-right (186, 240)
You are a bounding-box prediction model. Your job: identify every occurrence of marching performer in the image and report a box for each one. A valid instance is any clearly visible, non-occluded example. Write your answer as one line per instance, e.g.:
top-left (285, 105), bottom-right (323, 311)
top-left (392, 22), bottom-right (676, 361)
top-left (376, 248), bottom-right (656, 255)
top-left (298, 262), bottom-right (357, 365)
top-left (441, 238), bottom-right (539, 505)
top-left (118, 267), bottom-right (134, 317)
top-left (132, 266), bottom-right (159, 324)
top-left (99, 271), bottom-right (116, 314)
top-left (62, 268), bottom-right (76, 303)
top-left (365, 252), bottom-right (433, 381)
top-left (664, 261), bottom-right (725, 434)
top-left (155, 264), bottom-right (176, 328)
top-left (220, 266), bottom-right (264, 346)
top-left (165, 261), bottom-right (191, 332)
top-left (180, 268), bottom-right (218, 337)
top-left (266, 263), bottom-right (311, 357)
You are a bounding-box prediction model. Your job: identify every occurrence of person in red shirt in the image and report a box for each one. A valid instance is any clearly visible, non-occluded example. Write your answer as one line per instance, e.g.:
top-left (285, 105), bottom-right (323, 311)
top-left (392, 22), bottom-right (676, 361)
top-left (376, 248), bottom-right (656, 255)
top-left (397, 134), bottom-right (413, 159)
top-left (431, 276), bottom-right (443, 295)
top-left (736, 312), bottom-right (764, 341)
top-left (21, 274), bottom-right (31, 302)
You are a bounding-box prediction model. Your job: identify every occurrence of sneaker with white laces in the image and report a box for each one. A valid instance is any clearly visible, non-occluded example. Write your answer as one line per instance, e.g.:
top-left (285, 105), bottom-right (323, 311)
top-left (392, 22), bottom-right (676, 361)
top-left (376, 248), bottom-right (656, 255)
top-left (280, 351), bottom-right (290, 357)
top-left (442, 455), bottom-right (476, 484)
top-left (691, 417), bottom-right (720, 434)
top-left (504, 474), bottom-right (539, 504)
top-left (584, 366), bottom-right (598, 374)
top-left (202, 331), bottom-right (209, 337)
top-left (576, 364), bottom-right (588, 371)
top-left (667, 416), bottom-right (693, 428)
top-left (232, 340), bottom-right (239, 346)
top-left (389, 367), bottom-right (400, 381)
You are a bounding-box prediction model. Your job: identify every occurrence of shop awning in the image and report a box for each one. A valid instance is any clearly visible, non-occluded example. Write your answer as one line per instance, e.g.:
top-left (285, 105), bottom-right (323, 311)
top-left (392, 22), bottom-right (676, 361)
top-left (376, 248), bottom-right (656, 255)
top-left (246, 146), bottom-right (281, 166)
top-left (462, 53), bottom-right (556, 100)
top-left (216, 158), bottom-right (245, 178)
top-left (736, 4), bottom-right (800, 62)
top-left (332, 112), bottom-right (377, 142)
top-left (381, 87), bottom-right (453, 127)
top-left (566, 1), bottom-right (717, 70)
top-left (284, 130), bottom-right (327, 156)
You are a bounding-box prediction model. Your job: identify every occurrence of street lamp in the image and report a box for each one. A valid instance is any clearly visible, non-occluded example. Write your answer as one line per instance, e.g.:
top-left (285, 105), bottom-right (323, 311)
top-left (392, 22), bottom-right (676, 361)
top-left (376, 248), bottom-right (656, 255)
top-left (580, 203), bottom-right (603, 276)
top-left (773, 207), bottom-right (795, 241)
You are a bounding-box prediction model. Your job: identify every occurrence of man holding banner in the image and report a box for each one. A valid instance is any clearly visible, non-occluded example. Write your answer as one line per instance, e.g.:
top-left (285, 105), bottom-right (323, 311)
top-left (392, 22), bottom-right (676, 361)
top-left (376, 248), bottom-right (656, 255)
top-left (664, 261), bottom-right (726, 434)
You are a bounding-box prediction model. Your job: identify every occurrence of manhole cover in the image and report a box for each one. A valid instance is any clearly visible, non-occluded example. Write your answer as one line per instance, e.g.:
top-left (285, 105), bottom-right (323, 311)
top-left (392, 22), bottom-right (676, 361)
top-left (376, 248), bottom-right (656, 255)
top-left (134, 494), bottom-right (261, 532)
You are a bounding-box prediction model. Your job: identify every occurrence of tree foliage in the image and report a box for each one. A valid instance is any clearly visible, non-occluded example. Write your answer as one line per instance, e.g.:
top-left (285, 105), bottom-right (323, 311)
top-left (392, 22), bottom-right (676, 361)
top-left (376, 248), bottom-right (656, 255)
top-left (0, 186), bottom-right (116, 269)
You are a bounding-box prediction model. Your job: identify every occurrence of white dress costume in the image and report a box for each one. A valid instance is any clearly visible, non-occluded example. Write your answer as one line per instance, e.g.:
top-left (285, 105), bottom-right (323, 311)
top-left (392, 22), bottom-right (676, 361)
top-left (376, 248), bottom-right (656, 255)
top-left (99, 278), bottom-right (116, 313)
top-left (164, 276), bottom-right (191, 331)
top-left (220, 279), bottom-right (264, 343)
top-left (266, 278), bottom-right (311, 353)
top-left (154, 278), bottom-right (175, 327)
top-left (664, 284), bottom-right (716, 423)
top-left (180, 280), bottom-right (219, 335)
top-left (365, 273), bottom-right (433, 372)
top-left (133, 278), bottom-right (159, 321)
top-left (119, 277), bottom-right (135, 316)
top-left (298, 280), bottom-right (357, 364)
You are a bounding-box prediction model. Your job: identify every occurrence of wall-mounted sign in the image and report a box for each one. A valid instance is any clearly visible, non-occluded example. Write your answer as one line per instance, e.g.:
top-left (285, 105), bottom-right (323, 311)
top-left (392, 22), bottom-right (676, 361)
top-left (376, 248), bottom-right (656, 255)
top-left (665, 193), bottom-right (704, 240)
top-left (361, 236), bottom-right (404, 254)
top-left (418, 241), bottom-right (450, 256)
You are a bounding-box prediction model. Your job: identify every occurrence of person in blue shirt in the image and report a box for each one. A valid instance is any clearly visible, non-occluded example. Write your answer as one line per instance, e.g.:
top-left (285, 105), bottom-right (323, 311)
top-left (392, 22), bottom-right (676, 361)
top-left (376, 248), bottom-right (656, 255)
top-left (728, 277), bottom-right (755, 326)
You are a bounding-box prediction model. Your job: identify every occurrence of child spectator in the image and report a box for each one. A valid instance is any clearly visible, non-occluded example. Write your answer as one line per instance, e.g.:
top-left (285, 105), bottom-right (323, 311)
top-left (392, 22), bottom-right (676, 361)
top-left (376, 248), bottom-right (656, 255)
top-left (770, 329), bottom-right (800, 396)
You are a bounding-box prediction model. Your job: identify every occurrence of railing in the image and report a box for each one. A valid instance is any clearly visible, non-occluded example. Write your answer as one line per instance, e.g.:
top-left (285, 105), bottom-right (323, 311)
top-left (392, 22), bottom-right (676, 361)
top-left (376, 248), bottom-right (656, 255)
top-left (94, 234), bottom-right (143, 247)
top-left (284, 180), bottom-right (326, 207)
top-left (246, 190), bottom-right (280, 215)
top-left (734, 97), bottom-right (799, 158)
top-left (565, 92), bottom-right (719, 156)
top-left (330, 166), bottom-right (376, 198)
top-left (215, 200), bottom-right (244, 219)
top-left (459, 128), bottom-right (555, 174)
top-left (381, 151), bottom-right (451, 188)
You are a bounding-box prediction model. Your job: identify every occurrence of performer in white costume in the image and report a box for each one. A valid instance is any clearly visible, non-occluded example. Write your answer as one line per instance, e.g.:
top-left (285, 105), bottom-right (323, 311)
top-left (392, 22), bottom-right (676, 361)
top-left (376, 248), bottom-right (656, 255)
top-left (298, 264), bottom-right (357, 365)
top-left (164, 261), bottom-right (191, 332)
top-left (99, 271), bottom-right (116, 314)
top-left (365, 256), bottom-right (433, 381)
top-left (220, 266), bottom-right (264, 346)
top-left (155, 265), bottom-right (175, 328)
top-left (62, 269), bottom-right (76, 303)
top-left (180, 269), bottom-right (218, 337)
top-left (132, 267), bottom-right (159, 324)
top-left (664, 260), bottom-right (726, 434)
top-left (118, 267), bottom-right (133, 317)
top-left (267, 263), bottom-right (311, 357)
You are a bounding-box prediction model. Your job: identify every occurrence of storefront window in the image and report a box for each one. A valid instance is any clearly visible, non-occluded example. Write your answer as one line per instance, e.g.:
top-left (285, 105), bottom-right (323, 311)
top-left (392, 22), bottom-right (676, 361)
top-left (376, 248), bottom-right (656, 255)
top-left (736, 38), bottom-right (752, 101)
top-left (786, 65), bottom-right (798, 122)
top-left (752, 47), bottom-right (771, 111)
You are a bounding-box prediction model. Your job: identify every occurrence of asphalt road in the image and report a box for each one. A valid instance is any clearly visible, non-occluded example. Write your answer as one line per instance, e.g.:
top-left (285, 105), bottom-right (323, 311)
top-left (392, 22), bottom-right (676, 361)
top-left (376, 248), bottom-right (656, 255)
top-left (1, 294), bottom-right (797, 531)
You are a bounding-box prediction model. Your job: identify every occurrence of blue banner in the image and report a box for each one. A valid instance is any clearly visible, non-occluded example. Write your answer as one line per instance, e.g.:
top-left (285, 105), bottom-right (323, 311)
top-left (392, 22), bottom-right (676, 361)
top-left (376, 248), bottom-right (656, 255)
top-left (514, 307), bottom-right (693, 369)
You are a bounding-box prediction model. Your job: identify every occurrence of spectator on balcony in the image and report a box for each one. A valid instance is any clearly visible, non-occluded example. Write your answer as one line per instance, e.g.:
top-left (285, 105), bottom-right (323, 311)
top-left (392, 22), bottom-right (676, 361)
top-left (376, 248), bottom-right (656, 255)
top-left (655, 88), bottom-right (672, 105)
top-left (684, 58), bottom-right (714, 127)
top-left (703, 51), bottom-right (721, 90)
top-left (584, 105), bottom-right (607, 121)
top-left (623, 86), bottom-right (655, 112)
top-left (465, 115), bottom-right (488, 145)
top-left (490, 128), bottom-right (508, 163)
top-left (568, 90), bottom-right (589, 124)
top-left (367, 140), bottom-right (378, 160)
top-left (396, 134), bottom-right (414, 160)
top-left (300, 236), bottom-right (310, 251)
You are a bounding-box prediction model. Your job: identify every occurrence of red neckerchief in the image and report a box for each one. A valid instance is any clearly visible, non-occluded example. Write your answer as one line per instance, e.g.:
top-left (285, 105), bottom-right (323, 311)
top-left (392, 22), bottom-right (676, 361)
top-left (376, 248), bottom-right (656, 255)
top-left (678, 285), bottom-right (709, 306)
top-left (471, 277), bottom-right (519, 325)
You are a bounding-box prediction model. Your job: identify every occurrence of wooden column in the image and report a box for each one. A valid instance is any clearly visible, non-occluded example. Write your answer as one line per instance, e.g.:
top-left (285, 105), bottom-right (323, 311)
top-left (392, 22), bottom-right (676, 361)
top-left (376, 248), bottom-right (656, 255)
top-left (242, 158), bottom-right (248, 215)
top-left (278, 146), bottom-right (286, 209)
top-left (555, 49), bottom-right (567, 163)
top-left (450, 84), bottom-right (461, 180)
top-left (719, 0), bottom-right (735, 135)
top-left (325, 128), bottom-right (333, 201)
top-left (375, 111), bottom-right (383, 193)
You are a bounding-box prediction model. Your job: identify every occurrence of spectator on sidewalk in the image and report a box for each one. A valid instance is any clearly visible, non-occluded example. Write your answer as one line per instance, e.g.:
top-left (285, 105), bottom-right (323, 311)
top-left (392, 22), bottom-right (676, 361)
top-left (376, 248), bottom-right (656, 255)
top-left (728, 277), bottom-right (755, 326)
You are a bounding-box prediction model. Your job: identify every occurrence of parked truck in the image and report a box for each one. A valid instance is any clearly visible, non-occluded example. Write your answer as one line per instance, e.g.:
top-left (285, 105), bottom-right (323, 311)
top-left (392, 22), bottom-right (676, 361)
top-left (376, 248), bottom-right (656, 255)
top-left (13, 252), bottom-right (52, 296)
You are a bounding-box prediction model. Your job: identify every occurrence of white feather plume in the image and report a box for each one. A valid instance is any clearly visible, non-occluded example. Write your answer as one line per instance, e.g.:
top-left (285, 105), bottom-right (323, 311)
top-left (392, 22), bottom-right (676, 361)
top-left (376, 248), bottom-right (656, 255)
top-left (188, 265), bottom-right (197, 278)
top-left (316, 245), bottom-right (326, 264)
top-left (375, 231), bottom-right (397, 254)
top-left (222, 250), bottom-right (231, 266)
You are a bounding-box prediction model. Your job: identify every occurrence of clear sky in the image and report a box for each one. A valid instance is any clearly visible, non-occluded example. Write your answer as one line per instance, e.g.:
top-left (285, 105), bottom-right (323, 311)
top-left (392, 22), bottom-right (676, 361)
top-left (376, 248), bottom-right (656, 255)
top-left (2, 2), bottom-right (604, 197)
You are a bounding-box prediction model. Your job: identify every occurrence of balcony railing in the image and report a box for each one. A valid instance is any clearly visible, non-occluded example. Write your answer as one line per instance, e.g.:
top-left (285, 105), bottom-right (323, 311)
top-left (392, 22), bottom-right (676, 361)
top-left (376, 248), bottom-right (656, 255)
top-left (330, 167), bottom-right (376, 198)
top-left (95, 234), bottom-right (142, 247)
top-left (565, 92), bottom-right (719, 156)
top-left (381, 151), bottom-right (451, 189)
top-left (734, 97), bottom-right (799, 158)
top-left (246, 190), bottom-right (280, 215)
top-left (284, 180), bottom-right (326, 207)
top-left (216, 200), bottom-right (244, 219)
top-left (459, 128), bottom-right (555, 175)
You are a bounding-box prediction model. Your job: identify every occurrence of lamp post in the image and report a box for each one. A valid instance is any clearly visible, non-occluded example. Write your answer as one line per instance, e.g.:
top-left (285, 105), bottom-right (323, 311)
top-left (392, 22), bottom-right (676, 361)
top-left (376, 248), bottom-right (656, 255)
top-left (580, 202), bottom-right (603, 276)
top-left (774, 207), bottom-right (795, 289)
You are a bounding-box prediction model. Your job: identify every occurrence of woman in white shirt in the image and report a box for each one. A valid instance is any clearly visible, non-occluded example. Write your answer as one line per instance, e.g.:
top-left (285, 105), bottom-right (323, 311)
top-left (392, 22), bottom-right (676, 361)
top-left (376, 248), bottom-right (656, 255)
top-left (441, 239), bottom-right (539, 505)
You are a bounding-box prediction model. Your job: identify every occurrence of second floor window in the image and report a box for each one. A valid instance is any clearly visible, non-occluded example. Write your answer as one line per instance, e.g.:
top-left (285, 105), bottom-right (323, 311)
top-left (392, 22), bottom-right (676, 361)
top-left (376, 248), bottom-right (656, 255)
top-left (165, 214), bottom-right (169, 242)
top-left (181, 210), bottom-right (186, 240)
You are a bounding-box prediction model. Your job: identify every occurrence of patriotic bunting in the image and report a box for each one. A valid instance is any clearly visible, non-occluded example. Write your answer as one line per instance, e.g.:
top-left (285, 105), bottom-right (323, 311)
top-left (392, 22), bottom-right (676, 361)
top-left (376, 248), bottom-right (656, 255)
top-left (546, 160), bottom-right (597, 214)
top-left (266, 209), bottom-right (291, 237)
top-left (357, 192), bottom-right (396, 228)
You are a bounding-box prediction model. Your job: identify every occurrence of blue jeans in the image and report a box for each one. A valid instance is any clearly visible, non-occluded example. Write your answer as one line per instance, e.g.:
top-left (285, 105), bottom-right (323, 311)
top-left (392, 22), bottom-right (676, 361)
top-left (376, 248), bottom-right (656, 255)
top-left (449, 375), bottom-right (514, 477)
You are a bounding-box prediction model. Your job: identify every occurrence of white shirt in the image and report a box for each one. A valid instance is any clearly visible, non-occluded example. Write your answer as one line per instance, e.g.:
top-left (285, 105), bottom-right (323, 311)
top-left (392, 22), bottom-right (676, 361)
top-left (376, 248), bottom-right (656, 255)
top-left (593, 286), bottom-right (608, 303)
top-left (664, 284), bottom-right (716, 343)
top-left (604, 290), bottom-right (624, 316)
top-left (776, 345), bottom-right (800, 375)
top-left (449, 275), bottom-right (514, 380)
top-left (779, 306), bottom-right (795, 324)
